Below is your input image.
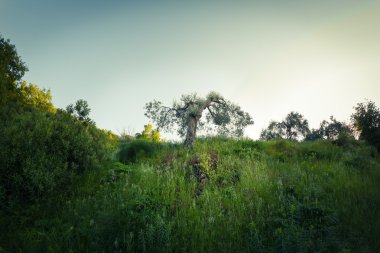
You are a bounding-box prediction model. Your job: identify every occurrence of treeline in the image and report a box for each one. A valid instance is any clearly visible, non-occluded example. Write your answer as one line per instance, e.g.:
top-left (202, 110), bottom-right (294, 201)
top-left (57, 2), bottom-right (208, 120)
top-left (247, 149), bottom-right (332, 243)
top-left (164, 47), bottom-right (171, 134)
top-left (260, 103), bottom-right (380, 152)
top-left (0, 35), bottom-right (117, 209)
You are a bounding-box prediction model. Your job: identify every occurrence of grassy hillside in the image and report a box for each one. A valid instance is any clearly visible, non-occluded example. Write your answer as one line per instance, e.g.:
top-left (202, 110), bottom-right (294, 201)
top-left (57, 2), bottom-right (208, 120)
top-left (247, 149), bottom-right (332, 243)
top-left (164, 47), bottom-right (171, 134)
top-left (2, 137), bottom-right (380, 252)
top-left (2, 33), bottom-right (380, 253)
top-left (0, 138), bottom-right (380, 252)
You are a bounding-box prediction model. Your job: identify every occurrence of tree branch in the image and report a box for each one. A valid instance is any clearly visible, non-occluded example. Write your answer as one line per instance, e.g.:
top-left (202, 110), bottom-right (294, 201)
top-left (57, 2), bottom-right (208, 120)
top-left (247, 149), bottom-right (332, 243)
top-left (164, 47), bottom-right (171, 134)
top-left (207, 106), bottom-right (216, 118)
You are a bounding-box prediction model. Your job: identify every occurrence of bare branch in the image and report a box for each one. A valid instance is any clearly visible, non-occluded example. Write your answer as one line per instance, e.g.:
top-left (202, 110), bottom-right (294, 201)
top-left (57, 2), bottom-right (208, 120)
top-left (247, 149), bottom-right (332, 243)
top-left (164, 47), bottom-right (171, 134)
top-left (207, 106), bottom-right (216, 118)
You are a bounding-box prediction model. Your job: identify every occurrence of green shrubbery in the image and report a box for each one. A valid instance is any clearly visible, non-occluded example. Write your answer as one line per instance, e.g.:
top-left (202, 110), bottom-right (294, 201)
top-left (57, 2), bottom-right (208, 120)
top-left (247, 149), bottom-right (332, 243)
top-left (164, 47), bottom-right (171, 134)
top-left (351, 100), bottom-right (380, 152)
top-left (5, 137), bottom-right (379, 252)
top-left (118, 140), bottom-right (172, 164)
top-left (0, 35), bottom-right (117, 208)
top-left (0, 107), bottom-right (117, 208)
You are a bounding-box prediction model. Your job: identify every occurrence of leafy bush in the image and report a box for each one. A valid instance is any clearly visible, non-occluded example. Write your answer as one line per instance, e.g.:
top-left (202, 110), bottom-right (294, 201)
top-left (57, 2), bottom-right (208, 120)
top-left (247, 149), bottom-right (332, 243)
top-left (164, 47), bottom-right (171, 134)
top-left (118, 140), bottom-right (165, 164)
top-left (0, 35), bottom-right (118, 208)
top-left (135, 124), bottom-right (161, 142)
top-left (0, 108), bottom-right (116, 208)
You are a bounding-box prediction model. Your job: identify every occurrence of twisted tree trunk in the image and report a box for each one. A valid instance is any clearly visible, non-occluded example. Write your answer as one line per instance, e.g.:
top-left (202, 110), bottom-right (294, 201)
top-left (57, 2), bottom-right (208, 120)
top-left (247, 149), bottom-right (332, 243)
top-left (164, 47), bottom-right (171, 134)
top-left (184, 115), bottom-right (198, 148)
top-left (183, 99), bottom-right (216, 148)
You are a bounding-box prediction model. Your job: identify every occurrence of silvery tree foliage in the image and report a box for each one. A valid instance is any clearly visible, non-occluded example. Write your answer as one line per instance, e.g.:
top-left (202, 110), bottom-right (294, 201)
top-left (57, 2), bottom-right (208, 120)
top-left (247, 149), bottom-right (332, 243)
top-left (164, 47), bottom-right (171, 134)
top-left (144, 91), bottom-right (253, 147)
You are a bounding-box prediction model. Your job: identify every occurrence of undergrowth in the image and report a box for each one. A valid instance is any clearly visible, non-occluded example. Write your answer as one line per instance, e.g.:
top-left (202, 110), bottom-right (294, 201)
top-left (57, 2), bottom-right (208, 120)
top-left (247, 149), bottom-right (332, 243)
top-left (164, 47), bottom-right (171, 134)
top-left (1, 138), bottom-right (380, 252)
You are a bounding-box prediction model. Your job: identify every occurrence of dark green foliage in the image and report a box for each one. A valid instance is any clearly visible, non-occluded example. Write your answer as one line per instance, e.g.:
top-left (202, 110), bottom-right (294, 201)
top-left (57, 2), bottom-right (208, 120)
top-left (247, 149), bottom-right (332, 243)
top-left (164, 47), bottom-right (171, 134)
top-left (0, 35), bottom-right (54, 114)
top-left (66, 99), bottom-right (92, 123)
top-left (0, 35), bottom-right (116, 209)
top-left (368, 127), bottom-right (380, 151)
top-left (304, 130), bottom-right (322, 141)
top-left (0, 34), bottom-right (28, 106)
top-left (261, 112), bottom-right (310, 141)
top-left (260, 121), bottom-right (284, 140)
top-left (282, 112), bottom-right (310, 140)
top-left (0, 35), bottom-right (27, 82)
top-left (351, 100), bottom-right (380, 137)
top-left (118, 140), bottom-right (165, 164)
top-left (351, 100), bottom-right (380, 151)
top-left (2, 138), bottom-right (380, 252)
top-left (306, 116), bottom-right (353, 141)
top-left (320, 116), bottom-right (352, 139)
top-left (0, 108), bottom-right (116, 208)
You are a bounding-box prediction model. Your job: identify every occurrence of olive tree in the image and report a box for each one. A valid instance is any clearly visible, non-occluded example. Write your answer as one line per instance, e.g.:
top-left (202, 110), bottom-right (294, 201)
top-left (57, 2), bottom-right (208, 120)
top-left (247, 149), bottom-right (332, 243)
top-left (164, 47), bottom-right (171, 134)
top-left (144, 92), bottom-right (253, 147)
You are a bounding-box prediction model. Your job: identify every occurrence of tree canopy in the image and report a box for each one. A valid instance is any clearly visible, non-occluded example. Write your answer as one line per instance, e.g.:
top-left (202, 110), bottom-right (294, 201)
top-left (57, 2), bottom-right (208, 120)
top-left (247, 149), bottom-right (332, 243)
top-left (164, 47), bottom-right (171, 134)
top-left (1, 34), bottom-right (55, 114)
top-left (19, 82), bottom-right (56, 113)
top-left (351, 100), bottom-right (380, 151)
top-left (260, 112), bottom-right (310, 141)
top-left (66, 99), bottom-right (92, 123)
top-left (306, 116), bottom-right (353, 141)
top-left (144, 91), bottom-right (253, 147)
top-left (351, 100), bottom-right (380, 139)
top-left (0, 34), bottom-right (28, 105)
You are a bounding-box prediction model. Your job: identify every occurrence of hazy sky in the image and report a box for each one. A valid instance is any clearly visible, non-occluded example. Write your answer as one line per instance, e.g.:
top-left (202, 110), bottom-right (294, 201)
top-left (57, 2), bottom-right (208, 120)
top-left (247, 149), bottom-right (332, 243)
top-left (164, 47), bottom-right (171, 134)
top-left (1, 0), bottom-right (380, 139)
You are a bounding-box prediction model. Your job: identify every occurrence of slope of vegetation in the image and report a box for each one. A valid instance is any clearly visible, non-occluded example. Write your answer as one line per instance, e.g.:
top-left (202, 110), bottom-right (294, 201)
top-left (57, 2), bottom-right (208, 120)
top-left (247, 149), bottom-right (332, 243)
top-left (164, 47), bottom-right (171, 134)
top-left (2, 34), bottom-right (380, 253)
top-left (2, 138), bottom-right (379, 252)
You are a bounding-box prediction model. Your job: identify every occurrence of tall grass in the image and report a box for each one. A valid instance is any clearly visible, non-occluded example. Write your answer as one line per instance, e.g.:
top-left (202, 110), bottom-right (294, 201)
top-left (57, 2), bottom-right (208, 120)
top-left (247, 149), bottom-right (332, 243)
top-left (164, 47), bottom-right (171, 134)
top-left (2, 138), bottom-right (380, 252)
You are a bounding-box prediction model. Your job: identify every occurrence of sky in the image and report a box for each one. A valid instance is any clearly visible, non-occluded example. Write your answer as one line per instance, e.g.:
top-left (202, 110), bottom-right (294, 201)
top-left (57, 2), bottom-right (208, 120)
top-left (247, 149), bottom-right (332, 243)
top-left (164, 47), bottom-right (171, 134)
top-left (1, 0), bottom-right (380, 139)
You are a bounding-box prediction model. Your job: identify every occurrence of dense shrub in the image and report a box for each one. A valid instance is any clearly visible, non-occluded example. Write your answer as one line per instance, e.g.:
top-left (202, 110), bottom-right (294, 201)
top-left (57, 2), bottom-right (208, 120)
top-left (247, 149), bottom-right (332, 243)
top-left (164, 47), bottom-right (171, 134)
top-left (0, 35), bottom-right (119, 208)
top-left (0, 107), bottom-right (116, 208)
top-left (366, 128), bottom-right (380, 152)
top-left (118, 140), bottom-right (165, 164)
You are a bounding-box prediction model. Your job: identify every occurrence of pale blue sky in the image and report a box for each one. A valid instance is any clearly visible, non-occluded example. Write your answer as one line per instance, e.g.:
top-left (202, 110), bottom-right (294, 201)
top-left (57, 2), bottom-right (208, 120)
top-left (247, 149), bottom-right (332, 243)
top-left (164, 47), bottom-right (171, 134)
top-left (1, 0), bottom-right (380, 139)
